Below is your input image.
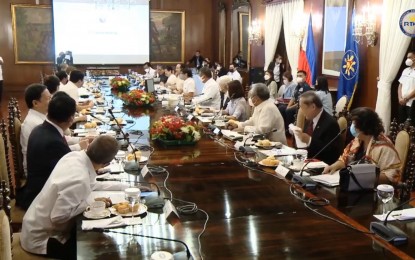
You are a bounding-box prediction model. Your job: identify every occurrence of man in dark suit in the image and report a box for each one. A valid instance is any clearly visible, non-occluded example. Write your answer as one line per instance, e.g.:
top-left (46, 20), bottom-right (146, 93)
top-left (187, 50), bottom-right (204, 70)
top-left (16, 92), bottom-right (78, 210)
top-left (294, 91), bottom-right (341, 165)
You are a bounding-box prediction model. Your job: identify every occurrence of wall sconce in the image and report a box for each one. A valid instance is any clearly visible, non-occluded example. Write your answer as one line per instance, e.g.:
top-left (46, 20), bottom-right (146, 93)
top-left (353, 2), bottom-right (377, 47)
top-left (248, 19), bottom-right (263, 46)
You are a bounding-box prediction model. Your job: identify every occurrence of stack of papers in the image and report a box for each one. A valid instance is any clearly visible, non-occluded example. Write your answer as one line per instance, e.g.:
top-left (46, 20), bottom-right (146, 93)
top-left (259, 148), bottom-right (298, 157)
top-left (373, 208), bottom-right (415, 221)
top-left (221, 130), bottom-right (244, 141)
top-left (310, 170), bottom-right (340, 187)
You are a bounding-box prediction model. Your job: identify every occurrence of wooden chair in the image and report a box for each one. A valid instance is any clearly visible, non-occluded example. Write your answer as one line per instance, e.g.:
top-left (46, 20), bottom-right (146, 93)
top-left (7, 111), bottom-right (24, 191)
top-left (0, 120), bottom-right (13, 199)
top-left (1, 181), bottom-right (52, 259)
top-left (333, 95), bottom-right (348, 118)
top-left (337, 116), bottom-right (348, 154)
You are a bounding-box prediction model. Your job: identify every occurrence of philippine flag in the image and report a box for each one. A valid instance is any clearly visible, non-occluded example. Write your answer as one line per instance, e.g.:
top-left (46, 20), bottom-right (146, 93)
top-left (298, 14), bottom-right (317, 86)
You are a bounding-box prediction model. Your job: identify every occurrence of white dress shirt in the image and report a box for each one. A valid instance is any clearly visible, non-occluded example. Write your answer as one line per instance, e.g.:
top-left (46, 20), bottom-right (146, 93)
top-left (21, 112), bottom-right (81, 175)
top-left (399, 67), bottom-right (415, 106)
top-left (21, 151), bottom-right (123, 255)
top-left (192, 78), bottom-right (221, 110)
top-left (237, 99), bottom-right (287, 144)
top-left (59, 81), bottom-right (79, 102)
top-left (144, 67), bottom-right (157, 78)
top-left (166, 74), bottom-right (177, 89)
top-left (21, 109), bottom-right (47, 174)
top-left (183, 77), bottom-right (196, 94)
top-left (227, 70), bottom-right (242, 83)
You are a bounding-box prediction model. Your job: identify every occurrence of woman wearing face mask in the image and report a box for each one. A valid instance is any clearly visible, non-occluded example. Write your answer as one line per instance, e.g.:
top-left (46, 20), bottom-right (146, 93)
top-left (264, 70), bottom-right (277, 99)
top-left (222, 80), bottom-right (249, 121)
top-left (322, 107), bottom-right (401, 184)
top-left (397, 50), bottom-right (415, 124)
top-left (277, 71), bottom-right (297, 100)
top-left (267, 54), bottom-right (285, 87)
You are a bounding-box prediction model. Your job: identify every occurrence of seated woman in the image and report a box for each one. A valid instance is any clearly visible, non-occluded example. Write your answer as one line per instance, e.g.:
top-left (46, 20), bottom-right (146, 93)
top-left (277, 71), bottom-right (297, 101)
top-left (314, 76), bottom-right (333, 115)
top-left (264, 69), bottom-right (278, 99)
top-left (323, 107), bottom-right (401, 184)
top-left (222, 80), bottom-right (249, 122)
top-left (180, 68), bottom-right (196, 98)
top-left (217, 75), bottom-right (232, 110)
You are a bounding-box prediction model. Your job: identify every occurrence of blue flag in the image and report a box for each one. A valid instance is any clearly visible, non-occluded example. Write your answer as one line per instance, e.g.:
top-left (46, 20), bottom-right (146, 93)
top-left (337, 9), bottom-right (359, 102)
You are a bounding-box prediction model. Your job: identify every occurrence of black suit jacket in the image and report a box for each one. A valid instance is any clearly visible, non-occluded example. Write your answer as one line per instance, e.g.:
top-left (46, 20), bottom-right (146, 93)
top-left (188, 55), bottom-right (204, 70)
top-left (304, 110), bottom-right (341, 165)
top-left (16, 121), bottom-right (71, 209)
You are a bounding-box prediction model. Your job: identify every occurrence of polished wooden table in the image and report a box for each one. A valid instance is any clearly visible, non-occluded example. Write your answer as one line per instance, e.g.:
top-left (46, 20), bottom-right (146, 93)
top-left (77, 88), bottom-right (415, 259)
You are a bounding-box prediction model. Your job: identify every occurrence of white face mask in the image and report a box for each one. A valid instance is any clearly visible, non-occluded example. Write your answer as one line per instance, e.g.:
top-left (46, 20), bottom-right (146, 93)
top-left (144, 68), bottom-right (149, 73)
top-left (264, 75), bottom-right (270, 81)
top-left (217, 66), bottom-right (221, 71)
top-left (296, 77), bottom-right (303, 83)
top-left (405, 58), bottom-right (414, 67)
top-left (248, 97), bottom-right (254, 107)
top-left (283, 79), bottom-right (288, 85)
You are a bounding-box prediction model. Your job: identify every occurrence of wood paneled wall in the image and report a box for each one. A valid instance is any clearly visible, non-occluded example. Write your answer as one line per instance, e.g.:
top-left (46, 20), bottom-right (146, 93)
top-left (0, 0), bottom-right (215, 93)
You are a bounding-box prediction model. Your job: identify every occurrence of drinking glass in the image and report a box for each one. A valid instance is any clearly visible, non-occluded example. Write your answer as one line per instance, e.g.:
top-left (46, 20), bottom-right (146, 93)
top-left (377, 184), bottom-right (394, 219)
top-left (124, 187), bottom-right (141, 222)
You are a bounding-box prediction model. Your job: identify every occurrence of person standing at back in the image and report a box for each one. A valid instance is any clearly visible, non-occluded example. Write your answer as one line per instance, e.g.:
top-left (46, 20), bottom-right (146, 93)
top-left (398, 50), bottom-right (415, 125)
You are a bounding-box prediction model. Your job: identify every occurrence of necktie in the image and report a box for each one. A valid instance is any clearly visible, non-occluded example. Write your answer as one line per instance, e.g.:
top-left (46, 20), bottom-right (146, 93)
top-left (306, 120), bottom-right (314, 136)
top-left (62, 135), bottom-right (68, 146)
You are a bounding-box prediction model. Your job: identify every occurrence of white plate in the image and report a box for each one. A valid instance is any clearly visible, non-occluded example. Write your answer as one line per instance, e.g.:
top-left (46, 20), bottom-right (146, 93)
top-left (110, 204), bottom-right (148, 217)
top-left (258, 161), bottom-right (279, 168)
top-left (83, 209), bottom-right (111, 219)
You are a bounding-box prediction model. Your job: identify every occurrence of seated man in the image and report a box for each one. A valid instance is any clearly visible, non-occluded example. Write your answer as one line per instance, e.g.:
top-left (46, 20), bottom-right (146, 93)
top-left (43, 75), bottom-right (61, 95)
top-left (20, 85), bottom-right (89, 176)
top-left (164, 66), bottom-right (177, 91)
top-left (17, 92), bottom-right (89, 210)
top-left (279, 70), bottom-right (311, 130)
top-left (156, 64), bottom-right (168, 84)
top-left (227, 63), bottom-right (242, 83)
top-left (21, 135), bottom-right (124, 259)
top-left (228, 83), bottom-right (287, 144)
top-left (56, 71), bottom-right (68, 90)
top-left (293, 92), bottom-right (341, 164)
top-left (192, 67), bottom-right (221, 110)
top-left (59, 70), bottom-right (93, 111)
top-left (143, 62), bottom-right (156, 78)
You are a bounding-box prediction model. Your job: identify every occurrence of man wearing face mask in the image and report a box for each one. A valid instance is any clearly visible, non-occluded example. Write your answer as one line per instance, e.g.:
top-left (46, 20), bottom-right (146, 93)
top-left (215, 62), bottom-right (228, 78)
top-left (228, 83), bottom-right (287, 144)
top-left (192, 67), bottom-right (221, 109)
top-left (143, 62), bottom-right (156, 79)
top-left (398, 50), bottom-right (415, 124)
top-left (279, 70), bottom-right (312, 131)
top-left (227, 63), bottom-right (242, 83)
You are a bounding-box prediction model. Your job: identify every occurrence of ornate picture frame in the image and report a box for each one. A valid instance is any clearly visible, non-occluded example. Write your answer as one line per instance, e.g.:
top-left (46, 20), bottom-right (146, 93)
top-left (11, 4), bottom-right (54, 64)
top-left (150, 10), bottom-right (185, 63)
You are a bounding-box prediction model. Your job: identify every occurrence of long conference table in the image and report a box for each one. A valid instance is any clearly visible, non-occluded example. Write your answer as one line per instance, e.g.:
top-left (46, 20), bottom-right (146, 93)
top-left (76, 83), bottom-right (415, 259)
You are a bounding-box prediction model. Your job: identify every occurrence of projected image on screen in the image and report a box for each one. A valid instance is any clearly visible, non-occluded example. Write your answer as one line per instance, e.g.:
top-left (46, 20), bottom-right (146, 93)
top-left (52, 0), bottom-right (150, 65)
top-left (322, 0), bottom-right (348, 76)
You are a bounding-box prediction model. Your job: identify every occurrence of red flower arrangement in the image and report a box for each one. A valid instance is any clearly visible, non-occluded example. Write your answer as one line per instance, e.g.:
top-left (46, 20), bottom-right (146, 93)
top-left (121, 89), bottom-right (156, 107)
top-left (110, 77), bottom-right (130, 92)
top-left (150, 115), bottom-right (201, 142)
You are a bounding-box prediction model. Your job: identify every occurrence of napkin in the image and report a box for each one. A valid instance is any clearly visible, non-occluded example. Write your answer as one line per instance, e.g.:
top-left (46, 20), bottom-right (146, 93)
top-left (82, 216), bottom-right (125, 230)
top-left (306, 161), bottom-right (328, 169)
top-left (373, 208), bottom-right (415, 221)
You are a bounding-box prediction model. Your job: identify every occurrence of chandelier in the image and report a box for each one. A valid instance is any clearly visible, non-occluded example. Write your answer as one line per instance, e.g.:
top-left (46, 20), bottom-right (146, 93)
top-left (353, 3), bottom-right (377, 47)
top-left (248, 19), bottom-right (263, 46)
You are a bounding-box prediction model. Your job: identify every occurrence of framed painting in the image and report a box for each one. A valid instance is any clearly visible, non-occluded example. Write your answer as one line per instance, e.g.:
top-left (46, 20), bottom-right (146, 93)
top-left (11, 4), bottom-right (54, 64)
top-left (150, 10), bottom-right (185, 63)
top-left (238, 12), bottom-right (249, 64)
top-left (322, 0), bottom-right (349, 76)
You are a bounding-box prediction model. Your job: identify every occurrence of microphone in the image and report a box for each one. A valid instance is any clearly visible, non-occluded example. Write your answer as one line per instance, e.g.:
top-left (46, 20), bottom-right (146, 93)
top-left (108, 109), bottom-right (140, 172)
top-left (292, 128), bottom-right (346, 189)
top-left (252, 128), bottom-right (279, 142)
top-left (91, 228), bottom-right (193, 259)
top-left (370, 197), bottom-right (415, 245)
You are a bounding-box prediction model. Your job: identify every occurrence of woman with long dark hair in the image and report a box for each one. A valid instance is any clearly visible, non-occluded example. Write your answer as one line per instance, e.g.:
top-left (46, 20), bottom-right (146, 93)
top-left (314, 76), bottom-right (333, 115)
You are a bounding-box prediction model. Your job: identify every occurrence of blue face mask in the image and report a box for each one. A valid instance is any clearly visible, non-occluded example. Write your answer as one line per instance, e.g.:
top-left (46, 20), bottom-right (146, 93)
top-left (350, 123), bottom-right (359, 137)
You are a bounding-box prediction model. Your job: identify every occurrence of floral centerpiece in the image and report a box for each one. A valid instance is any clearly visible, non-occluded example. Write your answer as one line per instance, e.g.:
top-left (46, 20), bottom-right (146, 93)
top-left (110, 77), bottom-right (130, 92)
top-left (121, 89), bottom-right (156, 107)
top-left (150, 115), bottom-right (201, 146)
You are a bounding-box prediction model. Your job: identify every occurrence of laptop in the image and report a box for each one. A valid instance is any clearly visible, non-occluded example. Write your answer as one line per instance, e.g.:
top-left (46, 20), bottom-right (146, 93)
top-left (146, 78), bottom-right (155, 93)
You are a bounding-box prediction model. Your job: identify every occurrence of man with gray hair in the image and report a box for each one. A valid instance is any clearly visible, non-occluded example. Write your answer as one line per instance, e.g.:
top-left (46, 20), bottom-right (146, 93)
top-left (294, 91), bottom-right (340, 164)
top-left (21, 135), bottom-right (124, 259)
top-left (228, 83), bottom-right (287, 144)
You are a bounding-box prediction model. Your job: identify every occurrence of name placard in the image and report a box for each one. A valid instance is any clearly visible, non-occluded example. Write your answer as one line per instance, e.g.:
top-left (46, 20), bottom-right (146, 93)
top-left (275, 164), bottom-right (290, 177)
